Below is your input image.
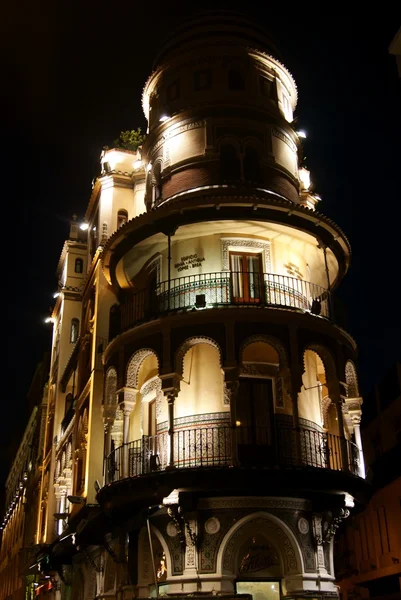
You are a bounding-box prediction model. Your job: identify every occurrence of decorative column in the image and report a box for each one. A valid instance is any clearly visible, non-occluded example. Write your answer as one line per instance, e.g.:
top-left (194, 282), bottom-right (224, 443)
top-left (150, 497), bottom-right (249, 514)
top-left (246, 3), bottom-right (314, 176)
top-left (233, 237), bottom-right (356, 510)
top-left (329, 388), bottom-right (349, 472)
top-left (312, 514), bottom-right (328, 576)
top-left (166, 394), bottom-right (175, 468)
top-left (223, 368), bottom-right (239, 467)
top-left (289, 326), bottom-right (302, 465)
top-left (117, 387), bottom-right (137, 478)
top-left (344, 397), bottom-right (364, 477)
top-left (160, 373), bottom-right (180, 469)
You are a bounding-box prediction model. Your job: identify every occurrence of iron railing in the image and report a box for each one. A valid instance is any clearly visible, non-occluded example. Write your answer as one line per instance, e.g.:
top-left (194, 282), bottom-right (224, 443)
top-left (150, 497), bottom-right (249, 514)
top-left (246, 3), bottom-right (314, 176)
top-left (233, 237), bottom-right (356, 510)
top-left (117, 272), bottom-right (331, 335)
top-left (105, 424), bottom-right (361, 484)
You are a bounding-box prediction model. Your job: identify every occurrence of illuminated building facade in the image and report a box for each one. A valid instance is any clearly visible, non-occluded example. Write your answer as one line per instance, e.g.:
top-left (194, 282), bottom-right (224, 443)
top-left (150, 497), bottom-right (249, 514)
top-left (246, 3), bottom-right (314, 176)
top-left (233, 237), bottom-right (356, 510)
top-left (3, 11), bottom-right (369, 600)
top-left (335, 362), bottom-right (401, 599)
top-left (0, 356), bottom-right (49, 600)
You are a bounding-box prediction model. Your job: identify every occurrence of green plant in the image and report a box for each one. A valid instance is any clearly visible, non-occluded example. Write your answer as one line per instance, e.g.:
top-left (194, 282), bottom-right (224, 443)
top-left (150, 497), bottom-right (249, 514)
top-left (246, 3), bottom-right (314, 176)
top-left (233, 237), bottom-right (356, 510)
top-left (113, 128), bottom-right (146, 152)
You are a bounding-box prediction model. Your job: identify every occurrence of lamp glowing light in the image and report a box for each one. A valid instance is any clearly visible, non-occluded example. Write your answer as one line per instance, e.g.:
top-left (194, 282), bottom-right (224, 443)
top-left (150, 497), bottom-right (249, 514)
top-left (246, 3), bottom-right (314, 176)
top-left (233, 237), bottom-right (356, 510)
top-left (159, 114), bottom-right (170, 122)
top-left (299, 167), bottom-right (311, 191)
top-left (44, 317), bottom-right (54, 324)
top-left (296, 130), bottom-right (307, 138)
top-left (79, 223), bottom-right (89, 231)
top-left (53, 292), bottom-right (60, 299)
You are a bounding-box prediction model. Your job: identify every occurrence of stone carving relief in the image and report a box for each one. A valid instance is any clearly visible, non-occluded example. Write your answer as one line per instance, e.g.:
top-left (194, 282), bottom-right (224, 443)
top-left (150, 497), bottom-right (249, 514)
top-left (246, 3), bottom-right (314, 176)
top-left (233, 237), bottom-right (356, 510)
top-left (175, 336), bottom-right (222, 377)
top-left (126, 349), bottom-right (158, 388)
top-left (205, 517), bottom-right (221, 535)
top-left (222, 516), bottom-right (299, 574)
top-left (345, 360), bottom-right (359, 398)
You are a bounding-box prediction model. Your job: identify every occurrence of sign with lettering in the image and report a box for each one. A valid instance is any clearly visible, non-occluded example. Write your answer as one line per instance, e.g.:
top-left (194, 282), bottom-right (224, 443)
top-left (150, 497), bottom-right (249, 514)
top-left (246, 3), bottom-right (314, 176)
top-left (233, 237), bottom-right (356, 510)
top-left (175, 253), bottom-right (205, 272)
top-left (239, 540), bottom-right (279, 574)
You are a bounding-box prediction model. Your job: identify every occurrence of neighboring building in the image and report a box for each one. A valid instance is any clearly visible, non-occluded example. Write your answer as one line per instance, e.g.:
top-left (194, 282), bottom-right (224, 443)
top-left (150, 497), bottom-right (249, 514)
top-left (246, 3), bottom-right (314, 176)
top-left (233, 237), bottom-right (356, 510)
top-left (0, 354), bottom-right (49, 600)
top-left (2, 11), bottom-right (370, 600)
top-left (389, 27), bottom-right (401, 78)
top-left (335, 362), bottom-right (401, 599)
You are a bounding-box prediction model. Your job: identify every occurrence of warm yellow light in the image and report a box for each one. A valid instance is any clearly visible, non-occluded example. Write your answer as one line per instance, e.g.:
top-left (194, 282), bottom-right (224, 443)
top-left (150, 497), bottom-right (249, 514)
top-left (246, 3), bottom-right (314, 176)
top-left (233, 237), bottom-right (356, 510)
top-left (299, 167), bottom-right (311, 191)
top-left (80, 222), bottom-right (89, 231)
top-left (236, 420), bottom-right (241, 426)
top-left (159, 114), bottom-right (170, 122)
top-left (53, 292), bottom-right (60, 298)
top-left (44, 317), bottom-right (54, 324)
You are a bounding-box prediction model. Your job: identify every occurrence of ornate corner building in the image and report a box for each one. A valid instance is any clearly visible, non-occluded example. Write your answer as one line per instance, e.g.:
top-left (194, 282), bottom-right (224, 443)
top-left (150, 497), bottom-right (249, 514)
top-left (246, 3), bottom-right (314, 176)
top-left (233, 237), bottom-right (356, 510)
top-left (2, 11), bottom-right (371, 600)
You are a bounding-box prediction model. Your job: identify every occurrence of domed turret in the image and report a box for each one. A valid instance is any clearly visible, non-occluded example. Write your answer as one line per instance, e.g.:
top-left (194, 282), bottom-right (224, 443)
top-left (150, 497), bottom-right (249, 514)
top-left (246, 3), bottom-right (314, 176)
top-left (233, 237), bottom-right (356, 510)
top-left (142, 10), bottom-right (300, 206)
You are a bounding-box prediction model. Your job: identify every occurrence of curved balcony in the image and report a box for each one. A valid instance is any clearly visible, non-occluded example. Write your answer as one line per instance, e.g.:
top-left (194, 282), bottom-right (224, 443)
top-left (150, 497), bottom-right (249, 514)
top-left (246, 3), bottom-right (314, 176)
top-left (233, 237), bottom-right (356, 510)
top-left (115, 272), bottom-right (332, 337)
top-left (105, 424), bottom-right (362, 485)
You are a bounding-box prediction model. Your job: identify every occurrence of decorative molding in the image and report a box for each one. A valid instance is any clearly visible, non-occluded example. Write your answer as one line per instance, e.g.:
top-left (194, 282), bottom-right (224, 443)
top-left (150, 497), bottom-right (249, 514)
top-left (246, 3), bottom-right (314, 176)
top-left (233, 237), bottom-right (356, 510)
top-left (198, 496), bottom-right (310, 511)
top-left (345, 360), bottom-right (359, 398)
top-left (140, 376), bottom-right (161, 400)
top-left (221, 237), bottom-right (271, 273)
top-left (173, 412), bottom-right (230, 429)
top-left (241, 361), bottom-right (278, 378)
top-left (240, 334), bottom-right (289, 373)
top-left (105, 368), bottom-right (118, 405)
top-left (298, 518), bottom-right (309, 535)
top-left (275, 376), bottom-right (284, 408)
top-left (126, 348), bottom-right (158, 388)
top-left (222, 516), bottom-right (299, 574)
top-left (166, 521), bottom-right (178, 537)
top-left (272, 128), bottom-right (297, 152)
top-left (175, 336), bottom-right (222, 377)
top-left (205, 517), bottom-right (221, 535)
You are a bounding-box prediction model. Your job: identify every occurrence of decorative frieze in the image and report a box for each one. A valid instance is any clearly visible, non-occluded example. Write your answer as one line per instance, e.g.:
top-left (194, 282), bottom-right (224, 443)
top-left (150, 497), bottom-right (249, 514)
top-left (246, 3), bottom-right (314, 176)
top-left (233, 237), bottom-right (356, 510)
top-left (198, 496), bottom-right (310, 511)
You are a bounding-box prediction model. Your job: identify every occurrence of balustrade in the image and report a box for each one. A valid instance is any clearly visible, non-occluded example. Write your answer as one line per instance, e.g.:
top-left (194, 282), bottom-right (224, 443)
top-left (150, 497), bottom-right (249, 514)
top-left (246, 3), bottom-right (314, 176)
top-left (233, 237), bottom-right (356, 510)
top-left (105, 424), bottom-right (361, 484)
top-left (117, 272), bottom-right (331, 335)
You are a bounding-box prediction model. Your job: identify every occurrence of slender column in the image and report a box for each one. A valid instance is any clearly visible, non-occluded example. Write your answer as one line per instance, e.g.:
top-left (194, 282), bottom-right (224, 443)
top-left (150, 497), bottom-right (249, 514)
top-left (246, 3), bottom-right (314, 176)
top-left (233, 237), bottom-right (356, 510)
top-left (345, 397), bottom-right (364, 477)
top-left (312, 514), bottom-right (328, 575)
top-left (224, 367), bottom-right (239, 467)
top-left (289, 326), bottom-right (302, 465)
top-left (332, 393), bottom-right (349, 472)
top-left (167, 395), bottom-right (175, 468)
top-left (159, 371), bottom-right (180, 468)
top-left (117, 387), bottom-right (137, 478)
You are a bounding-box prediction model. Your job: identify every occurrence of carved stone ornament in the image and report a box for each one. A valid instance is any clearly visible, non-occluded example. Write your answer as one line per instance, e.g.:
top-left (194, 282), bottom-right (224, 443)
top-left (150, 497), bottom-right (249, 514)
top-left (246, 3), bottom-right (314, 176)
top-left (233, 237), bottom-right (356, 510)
top-left (297, 517), bottom-right (309, 535)
top-left (205, 517), bottom-right (221, 535)
top-left (166, 521), bottom-right (178, 537)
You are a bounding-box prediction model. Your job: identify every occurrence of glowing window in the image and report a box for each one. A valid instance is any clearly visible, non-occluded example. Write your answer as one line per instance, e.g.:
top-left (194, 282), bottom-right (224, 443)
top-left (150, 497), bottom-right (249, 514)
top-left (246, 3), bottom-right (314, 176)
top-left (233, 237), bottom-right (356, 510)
top-left (70, 318), bottom-right (79, 344)
top-left (74, 258), bottom-right (83, 273)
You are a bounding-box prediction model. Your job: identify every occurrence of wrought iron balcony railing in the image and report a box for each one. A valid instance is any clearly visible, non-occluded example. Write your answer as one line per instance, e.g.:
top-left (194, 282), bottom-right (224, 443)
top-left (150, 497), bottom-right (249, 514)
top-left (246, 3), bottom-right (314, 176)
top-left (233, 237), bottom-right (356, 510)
top-left (116, 271), bottom-right (331, 336)
top-left (105, 424), bottom-right (361, 484)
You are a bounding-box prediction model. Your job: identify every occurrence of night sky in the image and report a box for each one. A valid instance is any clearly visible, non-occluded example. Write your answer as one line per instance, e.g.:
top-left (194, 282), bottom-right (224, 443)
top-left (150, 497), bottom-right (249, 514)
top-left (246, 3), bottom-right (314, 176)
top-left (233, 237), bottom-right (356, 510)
top-left (1, 2), bottom-right (400, 493)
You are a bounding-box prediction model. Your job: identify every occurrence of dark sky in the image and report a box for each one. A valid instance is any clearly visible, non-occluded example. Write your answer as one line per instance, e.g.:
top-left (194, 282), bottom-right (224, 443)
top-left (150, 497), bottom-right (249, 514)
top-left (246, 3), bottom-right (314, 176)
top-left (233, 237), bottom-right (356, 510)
top-left (1, 2), bottom-right (400, 491)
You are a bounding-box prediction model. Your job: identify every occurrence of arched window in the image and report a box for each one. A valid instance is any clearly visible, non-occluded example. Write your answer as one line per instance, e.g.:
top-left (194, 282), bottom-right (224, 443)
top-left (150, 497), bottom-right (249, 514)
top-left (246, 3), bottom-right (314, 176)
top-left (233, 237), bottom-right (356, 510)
top-left (75, 258), bottom-right (83, 273)
top-left (228, 70), bottom-right (245, 91)
top-left (243, 146), bottom-right (261, 183)
top-left (70, 318), bottom-right (79, 343)
top-left (117, 210), bottom-right (128, 229)
top-left (220, 144), bottom-right (241, 182)
top-left (109, 304), bottom-right (121, 341)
